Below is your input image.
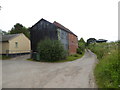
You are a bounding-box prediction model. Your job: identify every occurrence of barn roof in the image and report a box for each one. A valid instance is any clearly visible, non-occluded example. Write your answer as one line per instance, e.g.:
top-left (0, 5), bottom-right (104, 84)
top-left (30, 18), bottom-right (77, 37)
top-left (53, 21), bottom-right (77, 37)
top-left (96, 39), bottom-right (107, 42)
top-left (30, 18), bottom-right (53, 30)
top-left (0, 33), bottom-right (21, 42)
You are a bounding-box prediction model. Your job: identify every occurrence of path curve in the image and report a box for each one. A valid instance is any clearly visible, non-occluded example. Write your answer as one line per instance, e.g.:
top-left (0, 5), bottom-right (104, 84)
top-left (2, 50), bottom-right (98, 88)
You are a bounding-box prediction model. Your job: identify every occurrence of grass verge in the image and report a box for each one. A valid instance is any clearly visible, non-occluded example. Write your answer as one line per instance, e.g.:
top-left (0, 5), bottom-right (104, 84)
top-left (0, 55), bottom-right (11, 60)
top-left (94, 50), bottom-right (119, 88)
top-left (27, 53), bottom-right (84, 63)
top-left (88, 41), bottom-right (119, 88)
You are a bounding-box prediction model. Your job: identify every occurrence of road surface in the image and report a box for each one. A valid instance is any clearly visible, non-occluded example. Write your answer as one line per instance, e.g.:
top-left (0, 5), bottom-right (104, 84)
top-left (2, 50), bottom-right (98, 88)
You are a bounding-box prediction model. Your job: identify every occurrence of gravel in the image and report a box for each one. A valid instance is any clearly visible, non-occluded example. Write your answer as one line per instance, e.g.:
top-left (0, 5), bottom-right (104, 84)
top-left (2, 50), bottom-right (98, 88)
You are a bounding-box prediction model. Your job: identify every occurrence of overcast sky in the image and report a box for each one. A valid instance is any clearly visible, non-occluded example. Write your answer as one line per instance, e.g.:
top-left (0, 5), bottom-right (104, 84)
top-left (0, 0), bottom-right (119, 41)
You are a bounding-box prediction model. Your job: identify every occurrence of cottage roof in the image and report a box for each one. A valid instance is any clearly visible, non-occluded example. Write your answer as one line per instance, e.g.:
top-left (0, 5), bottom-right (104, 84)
top-left (0, 33), bottom-right (22, 42)
top-left (53, 21), bottom-right (77, 37)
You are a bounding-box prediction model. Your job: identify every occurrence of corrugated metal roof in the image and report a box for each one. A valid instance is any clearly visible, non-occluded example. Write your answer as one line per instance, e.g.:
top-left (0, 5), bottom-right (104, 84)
top-left (53, 21), bottom-right (77, 37)
top-left (0, 33), bottom-right (21, 42)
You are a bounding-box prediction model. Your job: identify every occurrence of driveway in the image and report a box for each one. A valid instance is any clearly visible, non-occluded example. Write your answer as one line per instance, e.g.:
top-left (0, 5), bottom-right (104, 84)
top-left (2, 50), bottom-right (98, 88)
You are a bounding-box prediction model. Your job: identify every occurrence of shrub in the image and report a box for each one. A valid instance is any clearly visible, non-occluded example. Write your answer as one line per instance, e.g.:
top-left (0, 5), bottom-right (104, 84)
top-left (73, 54), bottom-right (79, 57)
top-left (88, 43), bottom-right (109, 59)
top-left (77, 48), bottom-right (82, 54)
top-left (37, 38), bottom-right (67, 62)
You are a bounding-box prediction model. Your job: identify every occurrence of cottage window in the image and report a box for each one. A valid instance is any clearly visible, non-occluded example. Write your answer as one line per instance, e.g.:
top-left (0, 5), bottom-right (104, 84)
top-left (15, 42), bottom-right (18, 48)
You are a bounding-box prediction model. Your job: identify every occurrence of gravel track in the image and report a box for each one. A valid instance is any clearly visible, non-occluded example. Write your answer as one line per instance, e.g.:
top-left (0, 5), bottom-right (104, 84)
top-left (2, 50), bottom-right (98, 88)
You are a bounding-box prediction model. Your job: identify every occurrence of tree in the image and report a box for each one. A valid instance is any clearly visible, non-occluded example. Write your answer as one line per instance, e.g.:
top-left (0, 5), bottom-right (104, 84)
top-left (78, 37), bottom-right (85, 43)
top-left (87, 38), bottom-right (96, 45)
top-left (9, 23), bottom-right (30, 38)
top-left (0, 29), bottom-right (8, 35)
top-left (77, 38), bottom-right (86, 54)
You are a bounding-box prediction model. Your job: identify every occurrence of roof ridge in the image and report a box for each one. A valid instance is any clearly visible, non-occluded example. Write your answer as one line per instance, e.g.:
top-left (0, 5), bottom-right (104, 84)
top-left (53, 21), bottom-right (69, 30)
top-left (53, 21), bottom-right (77, 37)
top-left (1, 33), bottom-right (23, 42)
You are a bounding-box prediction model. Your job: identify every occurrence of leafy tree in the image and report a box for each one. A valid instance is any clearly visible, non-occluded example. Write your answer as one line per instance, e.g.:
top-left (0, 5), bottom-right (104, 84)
top-left (87, 38), bottom-right (96, 45)
top-left (9, 23), bottom-right (30, 38)
top-left (77, 38), bottom-right (86, 54)
top-left (79, 37), bottom-right (85, 43)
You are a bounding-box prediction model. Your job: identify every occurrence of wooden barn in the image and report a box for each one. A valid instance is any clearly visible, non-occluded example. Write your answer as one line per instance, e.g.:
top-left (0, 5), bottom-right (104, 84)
top-left (30, 18), bottom-right (78, 57)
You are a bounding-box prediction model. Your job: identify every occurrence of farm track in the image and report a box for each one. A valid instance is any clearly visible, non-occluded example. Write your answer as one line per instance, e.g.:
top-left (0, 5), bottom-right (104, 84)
top-left (2, 50), bottom-right (98, 88)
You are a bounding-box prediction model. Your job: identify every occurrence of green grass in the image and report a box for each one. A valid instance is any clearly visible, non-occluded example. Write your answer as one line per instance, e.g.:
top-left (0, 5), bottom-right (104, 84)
top-left (88, 41), bottom-right (119, 88)
top-left (54, 53), bottom-right (84, 63)
top-left (0, 55), bottom-right (11, 60)
top-left (94, 50), bottom-right (119, 88)
top-left (27, 53), bottom-right (84, 63)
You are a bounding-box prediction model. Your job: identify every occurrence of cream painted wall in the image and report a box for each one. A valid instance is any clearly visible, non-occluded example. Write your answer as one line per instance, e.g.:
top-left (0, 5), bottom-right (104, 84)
top-left (0, 42), bottom-right (9, 54)
top-left (9, 34), bottom-right (31, 54)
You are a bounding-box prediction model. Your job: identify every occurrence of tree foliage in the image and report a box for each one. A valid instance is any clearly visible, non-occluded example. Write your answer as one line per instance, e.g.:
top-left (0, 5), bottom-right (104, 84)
top-left (9, 23), bottom-right (30, 38)
top-left (77, 38), bottom-right (86, 54)
top-left (0, 29), bottom-right (8, 35)
top-left (87, 38), bottom-right (96, 45)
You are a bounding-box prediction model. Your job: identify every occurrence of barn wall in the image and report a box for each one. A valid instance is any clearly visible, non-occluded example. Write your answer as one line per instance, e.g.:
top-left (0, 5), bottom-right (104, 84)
top-left (68, 33), bottom-right (78, 55)
top-left (30, 20), bottom-right (58, 52)
top-left (57, 28), bottom-right (69, 51)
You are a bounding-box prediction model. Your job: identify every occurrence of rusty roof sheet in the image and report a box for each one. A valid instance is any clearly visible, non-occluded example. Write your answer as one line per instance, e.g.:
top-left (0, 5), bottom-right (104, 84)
top-left (53, 21), bottom-right (77, 37)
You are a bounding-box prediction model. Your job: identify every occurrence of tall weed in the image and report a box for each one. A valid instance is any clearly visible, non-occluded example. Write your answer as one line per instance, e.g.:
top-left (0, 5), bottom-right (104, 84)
top-left (88, 42), bottom-right (119, 88)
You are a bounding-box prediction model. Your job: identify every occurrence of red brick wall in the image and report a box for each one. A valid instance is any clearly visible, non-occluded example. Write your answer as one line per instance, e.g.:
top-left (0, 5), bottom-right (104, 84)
top-left (68, 33), bottom-right (78, 55)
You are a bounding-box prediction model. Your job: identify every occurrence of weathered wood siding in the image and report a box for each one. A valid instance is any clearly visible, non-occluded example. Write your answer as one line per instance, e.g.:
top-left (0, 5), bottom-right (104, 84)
top-left (30, 19), bottom-right (58, 52)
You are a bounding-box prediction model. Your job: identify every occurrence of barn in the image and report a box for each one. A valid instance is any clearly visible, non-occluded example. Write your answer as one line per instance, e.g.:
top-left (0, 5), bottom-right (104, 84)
top-left (30, 18), bottom-right (78, 58)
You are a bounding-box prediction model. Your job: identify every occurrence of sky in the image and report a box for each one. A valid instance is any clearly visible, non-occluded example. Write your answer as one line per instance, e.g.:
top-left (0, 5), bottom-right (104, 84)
top-left (0, 0), bottom-right (119, 42)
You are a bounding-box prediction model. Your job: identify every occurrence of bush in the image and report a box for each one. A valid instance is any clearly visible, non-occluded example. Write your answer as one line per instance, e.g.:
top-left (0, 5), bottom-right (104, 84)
top-left (73, 54), bottom-right (79, 57)
top-left (37, 38), bottom-right (67, 62)
top-left (77, 48), bottom-right (82, 54)
top-left (88, 43), bottom-right (109, 59)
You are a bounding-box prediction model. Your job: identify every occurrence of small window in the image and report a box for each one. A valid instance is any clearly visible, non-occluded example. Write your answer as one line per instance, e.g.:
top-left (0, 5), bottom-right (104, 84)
top-left (15, 42), bottom-right (18, 48)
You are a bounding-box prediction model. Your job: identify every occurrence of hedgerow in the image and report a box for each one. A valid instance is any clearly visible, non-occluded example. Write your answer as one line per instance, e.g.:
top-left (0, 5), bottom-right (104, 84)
top-left (88, 41), bottom-right (119, 88)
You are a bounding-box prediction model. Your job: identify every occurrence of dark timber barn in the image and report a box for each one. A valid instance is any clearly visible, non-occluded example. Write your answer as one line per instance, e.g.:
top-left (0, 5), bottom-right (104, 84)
top-left (30, 18), bottom-right (78, 58)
